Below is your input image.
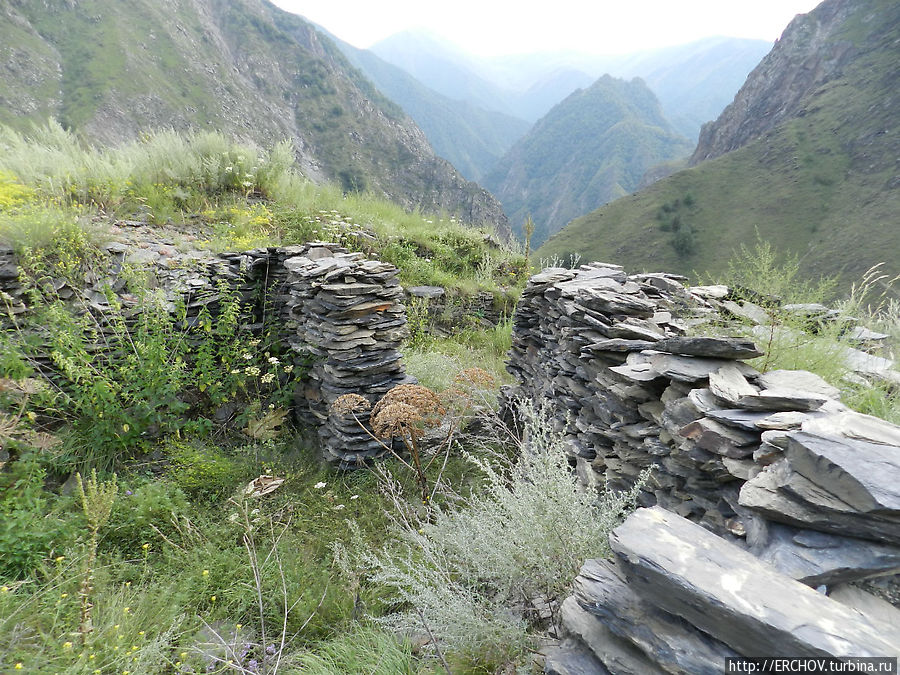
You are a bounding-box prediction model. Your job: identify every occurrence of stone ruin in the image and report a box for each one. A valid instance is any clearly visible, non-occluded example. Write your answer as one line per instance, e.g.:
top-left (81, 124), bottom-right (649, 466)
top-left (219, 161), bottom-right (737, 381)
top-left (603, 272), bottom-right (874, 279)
top-left (0, 236), bottom-right (411, 466)
top-left (6, 231), bottom-right (900, 662)
top-left (502, 263), bottom-right (900, 670)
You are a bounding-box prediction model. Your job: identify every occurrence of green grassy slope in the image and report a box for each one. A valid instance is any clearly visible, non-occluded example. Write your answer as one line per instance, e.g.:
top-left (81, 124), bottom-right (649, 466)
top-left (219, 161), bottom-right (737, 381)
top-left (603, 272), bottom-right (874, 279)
top-left (0, 0), bottom-right (508, 231)
top-left (539, 0), bottom-right (900, 288)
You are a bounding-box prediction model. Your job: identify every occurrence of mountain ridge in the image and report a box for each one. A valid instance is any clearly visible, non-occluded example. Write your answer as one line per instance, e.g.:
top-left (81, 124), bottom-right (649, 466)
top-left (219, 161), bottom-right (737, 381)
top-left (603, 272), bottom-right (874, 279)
top-left (538, 0), bottom-right (899, 287)
top-left (0, 0), bottom-right (509, 231)
top-left (484, 75), bottom-right (692, 245)
top-left (326, 30), bottom-right (530, 181)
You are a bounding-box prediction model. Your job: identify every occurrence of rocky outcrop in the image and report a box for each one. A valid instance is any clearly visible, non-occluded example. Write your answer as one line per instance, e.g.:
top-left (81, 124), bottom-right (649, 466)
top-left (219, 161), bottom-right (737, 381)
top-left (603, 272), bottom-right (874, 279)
top-left (691, 0), bottom-right (872, 163)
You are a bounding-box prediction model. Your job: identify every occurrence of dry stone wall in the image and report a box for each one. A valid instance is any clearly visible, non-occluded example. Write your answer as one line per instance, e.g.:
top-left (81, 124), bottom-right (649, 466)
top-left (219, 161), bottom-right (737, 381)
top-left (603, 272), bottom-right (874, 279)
top-left (279, 247), bottom-right (412, 465)
top-left (0, 239), bottom-right (410, 465)
top-left (502, 263), bottom-right (900, 671)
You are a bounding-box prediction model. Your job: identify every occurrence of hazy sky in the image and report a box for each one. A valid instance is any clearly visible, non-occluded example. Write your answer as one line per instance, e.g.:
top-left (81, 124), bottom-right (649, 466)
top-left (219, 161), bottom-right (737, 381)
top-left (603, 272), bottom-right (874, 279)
top-left (270, 0), bottom-right (823, 56)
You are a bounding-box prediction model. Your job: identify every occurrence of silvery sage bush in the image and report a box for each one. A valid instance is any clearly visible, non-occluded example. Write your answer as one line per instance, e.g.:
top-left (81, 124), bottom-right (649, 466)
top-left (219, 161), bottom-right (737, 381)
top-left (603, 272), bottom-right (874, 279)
top-left (340, 399), bottom-right (650, 665)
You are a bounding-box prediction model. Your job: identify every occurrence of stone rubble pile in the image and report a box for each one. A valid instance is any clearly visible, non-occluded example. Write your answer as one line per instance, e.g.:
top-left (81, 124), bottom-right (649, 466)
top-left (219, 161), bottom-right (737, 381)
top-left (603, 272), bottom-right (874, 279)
top-left (502, 264), bottom-right (900, 672)
top-left (280, 244), bottom-right (412, 466)
top-left (1, 233), bottom-right (411, 465)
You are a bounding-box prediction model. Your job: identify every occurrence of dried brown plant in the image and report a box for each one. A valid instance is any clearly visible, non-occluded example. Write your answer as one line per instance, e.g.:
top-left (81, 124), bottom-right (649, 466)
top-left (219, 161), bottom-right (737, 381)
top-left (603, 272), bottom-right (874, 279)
top-left (330, 393), bottom-right (372, 416)
top-left (370, 384), bottom-right (444, 422)
top-left (371, 402), bottom-right (424, 440)
top-left (453, 367), bottom-right (496, 390)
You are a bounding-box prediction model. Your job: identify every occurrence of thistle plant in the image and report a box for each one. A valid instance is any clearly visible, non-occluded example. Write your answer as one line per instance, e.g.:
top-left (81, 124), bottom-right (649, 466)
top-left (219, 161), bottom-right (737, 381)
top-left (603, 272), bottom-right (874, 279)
top-left (76, 469), bottom-right (118, 641)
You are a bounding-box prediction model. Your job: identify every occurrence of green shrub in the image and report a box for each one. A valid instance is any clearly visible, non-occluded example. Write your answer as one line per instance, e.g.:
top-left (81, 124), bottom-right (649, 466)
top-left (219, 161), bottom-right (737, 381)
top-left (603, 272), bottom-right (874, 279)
top-left (720, 237), bottom-right (838, 306)
top-left (346, 400), bottom-right (647, 666)
top-left (0, 453), bottom-right (75, 579)
top-left (105, 479), bottom-right (191, 551)
top-left (672, 223), bottom-right (695, 256)
top-left (166, 441), bottom-right (248, 500)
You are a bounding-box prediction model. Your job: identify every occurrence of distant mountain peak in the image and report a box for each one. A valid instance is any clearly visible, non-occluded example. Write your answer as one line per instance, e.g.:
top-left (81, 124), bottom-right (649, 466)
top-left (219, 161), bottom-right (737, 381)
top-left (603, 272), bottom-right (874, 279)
top-left (692, 0), bottom-right (875, 164)
top-left (484, 74), bottom-right (692, 245)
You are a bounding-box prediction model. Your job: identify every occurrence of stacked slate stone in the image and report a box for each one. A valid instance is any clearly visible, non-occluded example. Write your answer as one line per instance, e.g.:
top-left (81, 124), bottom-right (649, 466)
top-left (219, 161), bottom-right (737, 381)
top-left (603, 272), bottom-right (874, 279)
top-left (1, 241), bottom-right (279, 375)
top-left (506, 265), bottom-right (900, 671)
top-left (506, 263), bottom-right (761, 528)
top-left (507, 264), bottom-right (900, 535)
top-left (281, 246), bottom-right (412, 466)
top-left (405, 285), bottom-right (505, 335)
top-left (0, 245), bottom-right (27, 319)
top-left (546, 507), bottom-right (900, 674)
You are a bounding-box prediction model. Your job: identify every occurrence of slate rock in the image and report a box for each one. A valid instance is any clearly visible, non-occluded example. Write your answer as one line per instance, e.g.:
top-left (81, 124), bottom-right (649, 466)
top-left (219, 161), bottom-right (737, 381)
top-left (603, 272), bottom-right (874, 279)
top-left (585, 339), bottom-right (656, 353)
top-left (655, 336), bottom-right (763, 360)
top-left (689, 285), bottom-right (729, 299)
top-left (574, 557), bottom-right (739, 675)
top-left (407, 285), bottom-right (445, 299)
top-left (559, 596), bottom-right (665, 675)
top-left (678, 418), bottom-right (759, 458)
top-left (753, 523), bottom-right (900, 586)
top-left (785, 432), bottom-right (900, 513)
top-left (739, 461), bottom-right (900, 545)
top-left (828, 584), bottom-right (900, 627)
top-left (649, 353), bottom-right (757, 383)
top-left (800, 411), bottom-right (900, 447)
top-left (708, 364), bottom-right (758, 405)
top-left (610, 507), bottom-right (900, 657)
top-left (543, 639), bottom-right (611, 675)
top-left (756, 370), bottom-right (841, 400)
top-left (721, 299), bottom-right (769, 325)
top-left (737, 389), bottom-right (828, 412)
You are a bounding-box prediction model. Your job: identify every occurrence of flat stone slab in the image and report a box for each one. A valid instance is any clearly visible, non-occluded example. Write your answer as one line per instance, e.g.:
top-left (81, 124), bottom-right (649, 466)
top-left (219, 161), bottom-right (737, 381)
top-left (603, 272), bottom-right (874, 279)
top-left (531, 268), bottom-right (577, 285)
top-left (678, 418), bottom-right (759, 458)
top-left (608, 362), bottom-right (662, 382)
top-left (709, 364), bottom-right (758, 405)
top-left (574, 288), bottom-right (656, 317)
top-left (606, 318), bottom-right (665, 341)
top-left (586, 339), bottom-right (656, 353)
top-left (841, 345), bottom-right (895, 376)
top-left (649, 353), bottom-right (758, 383)
top-left (753, 523), bottom-right (900, 587)
top-left (756, 370), bottom-right (841, 400)
top-left (560, 596), bottom-right (664, 675)
top-left (828, 584), bottom-right (900, 628)
top-left (655, 336), bottom-right (763, 360)
top-left (785, 432), bottom-right (900, 513)
top-left (739, 461), bottom-right (900, 544)
top-left (737, 388), bottom-right (829, 412)
top-left (706, 408), bottom-right (779, 431)
top-left (543, 639), bottom-right (611, 675)
top-left (610, 507), bottom-right (900, 657)
top-left (574, 557), bottom-right (739, 674)
top-left (801, 411), bottom-right (900, 447)
top-left (689, 284), bottom-right (729, 299)
top-left (406, 285), bottom-right (445, 299)
top-left (722, 299), bottom-right (769, 325)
